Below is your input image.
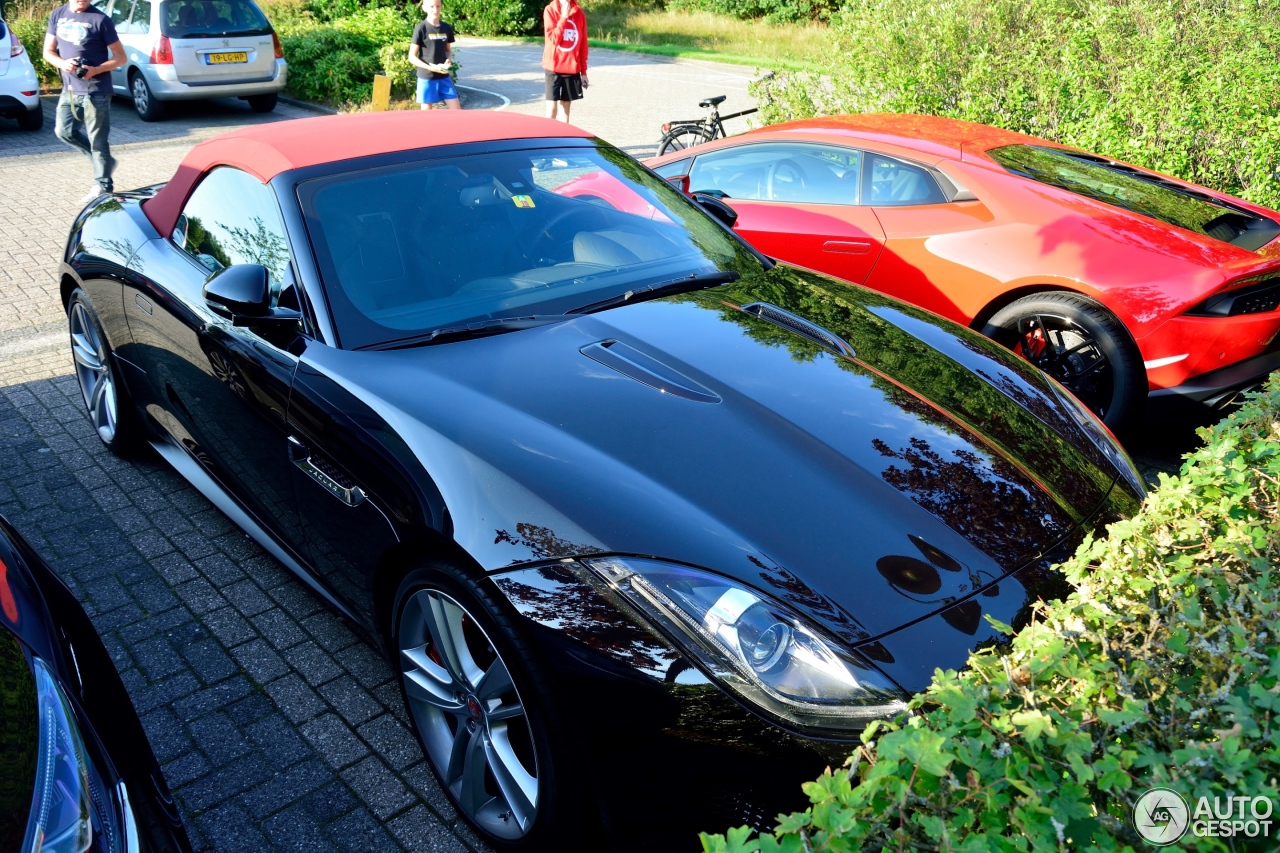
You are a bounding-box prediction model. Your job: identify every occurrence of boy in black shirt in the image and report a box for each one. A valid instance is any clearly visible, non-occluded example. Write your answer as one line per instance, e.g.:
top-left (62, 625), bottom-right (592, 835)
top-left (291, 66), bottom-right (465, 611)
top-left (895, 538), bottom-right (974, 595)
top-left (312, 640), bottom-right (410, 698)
top-left (409, 0), bottom-right (460, 110)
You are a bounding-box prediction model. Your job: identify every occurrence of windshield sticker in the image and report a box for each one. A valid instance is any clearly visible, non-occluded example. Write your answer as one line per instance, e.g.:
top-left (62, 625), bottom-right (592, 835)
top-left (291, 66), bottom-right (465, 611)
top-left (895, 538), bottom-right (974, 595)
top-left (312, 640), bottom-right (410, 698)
top-left (512, 195), bottom-right (536, 208)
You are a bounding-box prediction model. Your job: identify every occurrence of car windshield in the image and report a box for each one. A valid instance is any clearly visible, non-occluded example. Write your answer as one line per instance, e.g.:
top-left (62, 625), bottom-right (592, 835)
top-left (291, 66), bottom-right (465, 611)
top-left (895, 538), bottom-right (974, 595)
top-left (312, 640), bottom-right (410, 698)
top-left (988, 144), bottom-right (1280, 251)
top-left (160, 0), bottom-right (271, 37)
top-left (300, 142), bottom-right (765, 349)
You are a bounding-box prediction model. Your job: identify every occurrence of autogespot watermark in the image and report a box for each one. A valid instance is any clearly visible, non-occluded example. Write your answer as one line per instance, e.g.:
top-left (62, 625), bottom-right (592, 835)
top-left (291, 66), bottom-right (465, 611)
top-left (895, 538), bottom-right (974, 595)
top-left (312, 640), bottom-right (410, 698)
top-left (1133, 787), bottom-right (1275, 845)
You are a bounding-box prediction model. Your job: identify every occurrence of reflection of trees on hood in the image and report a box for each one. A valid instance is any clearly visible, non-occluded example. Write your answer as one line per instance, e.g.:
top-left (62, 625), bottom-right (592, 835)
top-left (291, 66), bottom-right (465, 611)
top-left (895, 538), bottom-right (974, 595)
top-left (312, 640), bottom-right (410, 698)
top-left (673, 268), bottom-right (1113, 513)
top-left (872, 433), bottom-right (1070, 569)
top-left (493, 564), bottom-right (678, 679)
top-left (493, 521), bottom-right (602, 561)
top-left (226, 216), bottom-right (288, 284)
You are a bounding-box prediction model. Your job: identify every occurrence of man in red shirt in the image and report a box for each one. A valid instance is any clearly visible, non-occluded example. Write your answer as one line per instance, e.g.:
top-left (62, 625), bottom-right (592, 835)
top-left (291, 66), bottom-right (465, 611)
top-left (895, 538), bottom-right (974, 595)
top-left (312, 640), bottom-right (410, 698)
top-left (542, 0), bottom-right (587, 122)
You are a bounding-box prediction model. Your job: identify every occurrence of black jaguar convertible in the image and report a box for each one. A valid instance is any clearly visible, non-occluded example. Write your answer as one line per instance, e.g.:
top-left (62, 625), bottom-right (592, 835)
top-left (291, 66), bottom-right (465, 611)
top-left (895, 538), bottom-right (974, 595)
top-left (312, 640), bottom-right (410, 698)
top-left (58, 110), bottom-right (1144, 850)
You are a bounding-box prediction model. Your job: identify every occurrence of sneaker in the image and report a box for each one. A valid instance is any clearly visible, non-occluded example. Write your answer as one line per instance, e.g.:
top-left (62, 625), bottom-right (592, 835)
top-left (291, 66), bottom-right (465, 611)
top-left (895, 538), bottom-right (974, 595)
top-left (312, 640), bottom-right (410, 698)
top-left (78, 184), bottom-right (103, 204)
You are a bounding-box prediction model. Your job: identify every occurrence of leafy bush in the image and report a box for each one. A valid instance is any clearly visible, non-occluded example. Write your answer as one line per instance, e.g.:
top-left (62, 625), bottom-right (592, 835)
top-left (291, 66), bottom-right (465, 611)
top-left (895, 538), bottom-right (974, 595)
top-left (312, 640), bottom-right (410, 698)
top-left (449, 0), bottom-right (537, 36)
top-left (666, 0), bottom-right (839, 24)
top-left (752, 0), bottom-right (1280, 211)
top-left (702, 374), bottom-right (1280, 851)
top-left (6, 5), bottom-right (59, 89)
top-left (273, 7), bottom-right (412, 104)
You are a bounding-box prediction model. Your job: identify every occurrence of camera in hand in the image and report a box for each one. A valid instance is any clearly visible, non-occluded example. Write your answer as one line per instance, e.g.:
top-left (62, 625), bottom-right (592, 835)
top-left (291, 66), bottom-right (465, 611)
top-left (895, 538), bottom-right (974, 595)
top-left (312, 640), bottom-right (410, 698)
top-left (69, 57), bottom-right (88, 79)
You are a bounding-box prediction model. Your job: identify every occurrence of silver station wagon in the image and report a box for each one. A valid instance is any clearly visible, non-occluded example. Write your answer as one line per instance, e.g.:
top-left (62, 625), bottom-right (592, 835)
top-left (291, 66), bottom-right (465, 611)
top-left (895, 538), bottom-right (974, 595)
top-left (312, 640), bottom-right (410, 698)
top-left (97, 0), bottom-right (287, 120)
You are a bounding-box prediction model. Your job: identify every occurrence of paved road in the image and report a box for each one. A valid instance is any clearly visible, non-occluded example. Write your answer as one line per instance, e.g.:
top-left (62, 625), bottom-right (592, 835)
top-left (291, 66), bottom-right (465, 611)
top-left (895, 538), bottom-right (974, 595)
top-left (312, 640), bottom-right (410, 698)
top-left (0, 43), bottom-right (762, 853)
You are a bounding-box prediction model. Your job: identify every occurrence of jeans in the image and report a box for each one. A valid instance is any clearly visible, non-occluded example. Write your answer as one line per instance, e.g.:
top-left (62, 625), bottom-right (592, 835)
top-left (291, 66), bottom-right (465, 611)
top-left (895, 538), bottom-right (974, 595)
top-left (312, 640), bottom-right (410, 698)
top-left (55, 90), bottom-right (114, 192)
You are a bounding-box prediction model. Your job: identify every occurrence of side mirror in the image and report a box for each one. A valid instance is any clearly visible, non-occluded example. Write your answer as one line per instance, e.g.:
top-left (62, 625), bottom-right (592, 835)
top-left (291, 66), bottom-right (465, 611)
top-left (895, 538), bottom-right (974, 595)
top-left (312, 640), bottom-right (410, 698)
top-left (693, 192), bottom-right (738, 229)
top-left (204, 264), bottom-right (300, 328)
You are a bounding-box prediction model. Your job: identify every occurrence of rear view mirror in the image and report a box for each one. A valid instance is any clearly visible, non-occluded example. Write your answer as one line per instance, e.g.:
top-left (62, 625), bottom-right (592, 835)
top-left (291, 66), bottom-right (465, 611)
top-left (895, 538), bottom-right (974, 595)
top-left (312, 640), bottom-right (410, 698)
top-left (693, 193), bottom-right (738, 228)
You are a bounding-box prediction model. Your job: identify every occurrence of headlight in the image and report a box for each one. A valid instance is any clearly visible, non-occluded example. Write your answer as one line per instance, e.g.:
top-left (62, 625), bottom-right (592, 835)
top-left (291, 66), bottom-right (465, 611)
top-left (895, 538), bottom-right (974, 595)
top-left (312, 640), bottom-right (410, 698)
top-left (1046, 377), bottom-right (1146, 500)
top-left (581, 557), bottom-right (907, 734)
top-left (22, 658), bottom-right (121, 853)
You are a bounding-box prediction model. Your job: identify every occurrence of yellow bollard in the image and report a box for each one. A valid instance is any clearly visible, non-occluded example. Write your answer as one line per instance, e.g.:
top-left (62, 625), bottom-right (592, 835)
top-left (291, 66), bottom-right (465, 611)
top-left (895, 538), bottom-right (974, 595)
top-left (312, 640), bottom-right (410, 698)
top-left (371, 75), bottom-right (391, 112)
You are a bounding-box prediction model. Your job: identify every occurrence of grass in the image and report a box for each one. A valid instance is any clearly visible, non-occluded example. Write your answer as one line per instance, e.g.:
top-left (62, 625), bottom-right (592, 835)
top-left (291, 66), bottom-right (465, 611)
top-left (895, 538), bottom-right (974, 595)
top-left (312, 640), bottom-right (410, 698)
top-left (513, 2), bottom-right (835, 70)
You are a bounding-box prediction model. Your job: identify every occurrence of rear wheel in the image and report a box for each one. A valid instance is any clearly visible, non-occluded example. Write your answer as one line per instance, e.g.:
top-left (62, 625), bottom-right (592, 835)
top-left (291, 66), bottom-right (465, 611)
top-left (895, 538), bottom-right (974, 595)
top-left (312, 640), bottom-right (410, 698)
top-left (67, 289), bottom-right (144, 455)
top-left (130, 71), bottom-right (164, 121)
top-left (981, 292), bottom-right (1144, 433)
top-left (247, 93), bottom-right (277, 113)
top-left (658, 124), bottom-right (713, 156)
top-left (17, 106), bottom-right (43, 131)
top-left (393, 563), bottom-right (589, 851)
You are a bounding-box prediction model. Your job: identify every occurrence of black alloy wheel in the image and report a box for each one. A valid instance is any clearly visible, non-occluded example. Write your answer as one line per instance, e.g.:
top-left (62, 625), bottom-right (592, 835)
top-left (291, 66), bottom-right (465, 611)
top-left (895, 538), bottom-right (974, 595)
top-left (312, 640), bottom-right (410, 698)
top-left (982, 291), bottom-right (1144, 433)
top-left (392, 564), bottom-right (589, 851)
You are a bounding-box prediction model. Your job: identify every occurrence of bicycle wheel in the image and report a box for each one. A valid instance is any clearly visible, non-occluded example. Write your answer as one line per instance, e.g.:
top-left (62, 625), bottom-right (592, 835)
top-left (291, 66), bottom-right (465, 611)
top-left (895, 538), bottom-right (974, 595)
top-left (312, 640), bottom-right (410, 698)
top-left (658, 124), bottom-right (714, 156)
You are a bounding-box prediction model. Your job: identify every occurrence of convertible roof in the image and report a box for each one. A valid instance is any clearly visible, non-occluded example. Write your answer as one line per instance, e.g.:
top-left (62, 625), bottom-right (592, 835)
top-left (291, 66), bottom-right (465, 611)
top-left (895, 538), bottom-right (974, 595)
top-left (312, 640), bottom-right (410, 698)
top-left (143, 110), bottom-right (593, 236)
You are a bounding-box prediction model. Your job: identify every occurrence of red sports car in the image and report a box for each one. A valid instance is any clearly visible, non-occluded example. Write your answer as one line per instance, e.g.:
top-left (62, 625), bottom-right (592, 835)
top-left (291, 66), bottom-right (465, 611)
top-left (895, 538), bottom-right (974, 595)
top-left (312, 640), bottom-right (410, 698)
top-left (646, 114), bottom-right (1280, 431)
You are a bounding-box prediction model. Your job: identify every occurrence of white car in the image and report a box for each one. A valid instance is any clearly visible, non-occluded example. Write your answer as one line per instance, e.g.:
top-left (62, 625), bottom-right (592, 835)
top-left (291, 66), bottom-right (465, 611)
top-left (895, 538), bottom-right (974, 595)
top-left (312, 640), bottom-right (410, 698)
top-left (0, 14), bottom-right (43, 130)
top-left (97, 0), bottom-right (287, 121)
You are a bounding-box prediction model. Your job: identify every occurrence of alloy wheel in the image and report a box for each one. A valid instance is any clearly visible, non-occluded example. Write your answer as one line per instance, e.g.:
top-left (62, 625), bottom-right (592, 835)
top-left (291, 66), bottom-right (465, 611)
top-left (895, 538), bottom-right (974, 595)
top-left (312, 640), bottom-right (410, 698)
top-left (1011, 312), bottom-right (1114, 417)
top-left (132, 76), bottom-right (150, 114)
top-left (398, 589), bottom-right (538, 841)
top-left (69, 302), bottom-right (118, 443)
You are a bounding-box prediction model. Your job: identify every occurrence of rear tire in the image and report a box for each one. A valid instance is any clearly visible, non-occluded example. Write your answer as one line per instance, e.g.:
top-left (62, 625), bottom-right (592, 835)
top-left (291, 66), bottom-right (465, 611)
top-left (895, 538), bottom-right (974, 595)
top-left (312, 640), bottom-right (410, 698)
top-left (67, 288), bottom-right (145, 456)
top-left (657, 124), bottom-right (712, 156)
top-left (392, 563), bottom-right (591, 852)
top-left (981, 291), bottom-right (1145, 434)
top-left (17, 106), bottom-right (43, 131)
top-left (130, 71), bottom-right (164, 121)
top-left (247, 93), bottom-right (277, 113)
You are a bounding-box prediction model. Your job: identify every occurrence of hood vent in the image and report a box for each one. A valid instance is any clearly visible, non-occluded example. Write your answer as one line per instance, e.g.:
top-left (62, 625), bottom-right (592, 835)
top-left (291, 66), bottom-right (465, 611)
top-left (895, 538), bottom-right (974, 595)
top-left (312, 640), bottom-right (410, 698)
top-left (741, 303), bottom-right (856, 358)
top-left (581, 340), bottom-right (721, 403)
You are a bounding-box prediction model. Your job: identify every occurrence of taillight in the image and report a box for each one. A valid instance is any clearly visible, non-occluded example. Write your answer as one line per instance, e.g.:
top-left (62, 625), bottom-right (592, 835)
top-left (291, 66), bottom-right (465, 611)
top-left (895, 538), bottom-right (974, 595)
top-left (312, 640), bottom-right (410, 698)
top-left (149, 34), bottom-right (173, 64)
top-left (272, 31), bottom-right (283, 59)
top-left (9, 30), bottom-right (23, 57)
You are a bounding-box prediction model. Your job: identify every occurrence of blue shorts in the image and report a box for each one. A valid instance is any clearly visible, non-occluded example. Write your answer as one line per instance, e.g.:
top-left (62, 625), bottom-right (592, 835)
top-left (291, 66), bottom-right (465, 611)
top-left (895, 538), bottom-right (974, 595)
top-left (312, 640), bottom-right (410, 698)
top-left (416, 77), bottom-right (459, 104)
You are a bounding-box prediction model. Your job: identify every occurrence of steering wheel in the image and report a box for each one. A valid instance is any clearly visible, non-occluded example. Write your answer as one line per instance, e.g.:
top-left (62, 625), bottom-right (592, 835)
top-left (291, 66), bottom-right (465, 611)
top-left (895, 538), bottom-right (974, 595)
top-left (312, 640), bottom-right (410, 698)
top-left (529, 206), bottom-right (609, 264)
top-left (766, 159), bottom-right (807, 201)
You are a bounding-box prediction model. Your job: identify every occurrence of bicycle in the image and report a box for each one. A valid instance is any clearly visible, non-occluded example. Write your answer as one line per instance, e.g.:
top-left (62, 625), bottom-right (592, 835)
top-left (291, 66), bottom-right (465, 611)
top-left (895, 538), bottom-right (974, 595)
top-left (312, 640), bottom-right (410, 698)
top-left (656, 95), bottom-right (758, 156)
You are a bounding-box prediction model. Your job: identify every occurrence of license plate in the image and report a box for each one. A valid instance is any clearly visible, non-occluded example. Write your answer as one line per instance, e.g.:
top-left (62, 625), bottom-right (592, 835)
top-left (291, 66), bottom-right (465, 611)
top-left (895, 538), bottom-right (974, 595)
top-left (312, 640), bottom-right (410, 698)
top-left (207, 52), bottom-right (247, 64)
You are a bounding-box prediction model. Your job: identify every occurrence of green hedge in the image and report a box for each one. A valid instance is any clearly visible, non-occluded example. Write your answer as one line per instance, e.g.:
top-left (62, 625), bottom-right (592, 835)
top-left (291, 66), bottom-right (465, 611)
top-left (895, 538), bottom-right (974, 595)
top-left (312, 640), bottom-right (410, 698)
top-left (666, 0), bottom-right (839, 24)
top-left (752, 0), bottom-right (1280, 211)
top-left (9, 12), bottom-right (59, 89)
top-left (702, 374), bottom-right (1280, 850)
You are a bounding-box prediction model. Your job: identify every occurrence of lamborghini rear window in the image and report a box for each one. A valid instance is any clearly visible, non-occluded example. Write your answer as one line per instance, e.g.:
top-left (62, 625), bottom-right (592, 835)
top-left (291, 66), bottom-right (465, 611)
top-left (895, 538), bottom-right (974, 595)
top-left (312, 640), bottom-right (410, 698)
top-left (988, 144), bottom-right (1280, 251)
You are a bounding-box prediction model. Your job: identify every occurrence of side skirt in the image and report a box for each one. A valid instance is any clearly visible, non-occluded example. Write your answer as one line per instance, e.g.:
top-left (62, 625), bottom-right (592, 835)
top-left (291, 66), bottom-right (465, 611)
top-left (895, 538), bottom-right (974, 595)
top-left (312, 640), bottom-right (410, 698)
top-left (148, 438), bottom-right (359, 622)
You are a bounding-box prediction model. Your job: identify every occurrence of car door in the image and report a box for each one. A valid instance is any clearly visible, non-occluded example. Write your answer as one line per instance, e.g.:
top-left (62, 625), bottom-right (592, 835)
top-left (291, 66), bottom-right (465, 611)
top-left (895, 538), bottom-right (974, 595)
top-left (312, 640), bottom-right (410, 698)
top-left (122, 166), bottom-right (311, 561)
top-left (686, 142), bottom-right (886, 284)
top-left (102, 0), bottom-right (133, 93)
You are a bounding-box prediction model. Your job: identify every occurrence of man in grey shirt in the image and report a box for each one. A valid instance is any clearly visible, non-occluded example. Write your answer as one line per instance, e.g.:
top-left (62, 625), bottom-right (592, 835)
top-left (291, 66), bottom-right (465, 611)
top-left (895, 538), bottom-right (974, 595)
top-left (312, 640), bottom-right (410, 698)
top-left (43, 0), bottom-right (126, 203)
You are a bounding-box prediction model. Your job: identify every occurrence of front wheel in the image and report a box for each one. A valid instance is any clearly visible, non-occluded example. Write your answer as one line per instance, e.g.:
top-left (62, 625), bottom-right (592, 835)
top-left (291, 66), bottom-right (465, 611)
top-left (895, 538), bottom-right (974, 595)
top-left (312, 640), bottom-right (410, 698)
top-left (657, 124), bottom-right (713, 156)
top-left (981, 292), bottom-right (1145, 433)
top-left (392, 564), bottom-right (590, 851)
top-left (130, 71), bottom-right (164, 121)
top-left (67, 289), bottom-right (144, 455)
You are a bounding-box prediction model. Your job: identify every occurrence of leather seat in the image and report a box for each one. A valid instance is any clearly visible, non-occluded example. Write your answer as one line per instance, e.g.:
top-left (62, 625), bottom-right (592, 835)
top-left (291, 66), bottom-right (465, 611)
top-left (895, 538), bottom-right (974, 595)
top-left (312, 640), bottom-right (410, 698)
top-left (698, 95), bottom-right (727, 108)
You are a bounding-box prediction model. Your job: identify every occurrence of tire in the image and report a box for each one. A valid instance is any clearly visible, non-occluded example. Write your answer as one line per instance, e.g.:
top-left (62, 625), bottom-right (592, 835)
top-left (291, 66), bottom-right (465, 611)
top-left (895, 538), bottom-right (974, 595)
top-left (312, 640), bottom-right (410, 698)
top-left (247, 93), bottom-right (277, 113)
top-left (130, 71), bottom-right (164, 121)
top-left (981, 292), bottom-right (1145, 433)
top-left (392, 563), bottom-right (591, 851)
top-left (17, 106), bottom-right (43, 131)
top-left (657, 124), bottom-right (713, 156)
top-left (67, 289), bottom-right (144, 456)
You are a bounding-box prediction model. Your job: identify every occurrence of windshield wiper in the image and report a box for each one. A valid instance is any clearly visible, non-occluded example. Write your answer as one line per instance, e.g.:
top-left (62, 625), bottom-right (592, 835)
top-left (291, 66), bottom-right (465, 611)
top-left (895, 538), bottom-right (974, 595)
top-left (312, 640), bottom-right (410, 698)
top-left (360, 315), bottom-right (568, 350)
top-left (567, 270), bottom-right (741, 315)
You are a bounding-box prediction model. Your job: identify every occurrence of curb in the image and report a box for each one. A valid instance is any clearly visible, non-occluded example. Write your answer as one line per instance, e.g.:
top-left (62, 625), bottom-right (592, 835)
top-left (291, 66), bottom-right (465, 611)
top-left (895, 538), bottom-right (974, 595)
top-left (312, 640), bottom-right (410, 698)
top-left (278, 95), bottom-right (338, 115)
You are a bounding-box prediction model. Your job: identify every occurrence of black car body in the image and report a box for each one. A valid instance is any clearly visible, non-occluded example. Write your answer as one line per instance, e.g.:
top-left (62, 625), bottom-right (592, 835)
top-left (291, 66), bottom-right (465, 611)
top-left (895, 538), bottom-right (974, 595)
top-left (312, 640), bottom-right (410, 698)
top-left (0, 515), bottom-right (191, 853)
top-left (56, 111), bottom-right (1144, 850)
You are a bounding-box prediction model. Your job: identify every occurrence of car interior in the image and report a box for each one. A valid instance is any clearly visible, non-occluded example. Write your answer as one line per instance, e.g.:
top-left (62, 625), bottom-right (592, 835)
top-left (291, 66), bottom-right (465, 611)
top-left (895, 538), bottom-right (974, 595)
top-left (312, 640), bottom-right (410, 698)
top-left (308, 157), bottom-right (709, 335)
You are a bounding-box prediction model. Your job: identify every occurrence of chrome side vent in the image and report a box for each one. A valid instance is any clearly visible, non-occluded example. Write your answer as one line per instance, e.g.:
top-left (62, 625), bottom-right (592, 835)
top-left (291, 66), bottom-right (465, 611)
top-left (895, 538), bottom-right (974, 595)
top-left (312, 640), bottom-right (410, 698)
top-left (741, 303), bottom-right (855, 358)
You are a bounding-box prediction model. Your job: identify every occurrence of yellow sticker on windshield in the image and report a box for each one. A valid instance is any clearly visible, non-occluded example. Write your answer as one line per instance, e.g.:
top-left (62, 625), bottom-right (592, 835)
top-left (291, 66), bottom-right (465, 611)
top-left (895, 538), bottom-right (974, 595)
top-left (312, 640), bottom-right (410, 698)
top-left (512, 195), bottom-right (536, 208)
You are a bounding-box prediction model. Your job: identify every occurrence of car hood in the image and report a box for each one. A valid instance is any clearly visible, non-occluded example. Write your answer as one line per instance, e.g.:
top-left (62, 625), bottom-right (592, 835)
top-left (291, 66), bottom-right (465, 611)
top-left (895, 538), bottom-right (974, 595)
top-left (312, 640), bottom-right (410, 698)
top-left (305, 266), bottom-right (1132, 642)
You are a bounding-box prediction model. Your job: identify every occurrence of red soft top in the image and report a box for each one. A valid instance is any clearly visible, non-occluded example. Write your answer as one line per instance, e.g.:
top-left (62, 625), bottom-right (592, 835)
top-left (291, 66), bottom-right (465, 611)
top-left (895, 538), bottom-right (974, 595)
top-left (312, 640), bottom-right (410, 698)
top-left (143, 110), bottom-right (593, 237)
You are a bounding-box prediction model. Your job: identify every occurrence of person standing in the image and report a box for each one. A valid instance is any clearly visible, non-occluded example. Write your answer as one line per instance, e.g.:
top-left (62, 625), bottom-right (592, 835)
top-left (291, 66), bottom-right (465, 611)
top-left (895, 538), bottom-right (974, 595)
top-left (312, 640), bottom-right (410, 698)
top-left (43, 0), bottom-right (125, 203)
top-left (542, 0), bottom-right (587, 123)
top-left (409, 0), bottom-right (460, 110)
